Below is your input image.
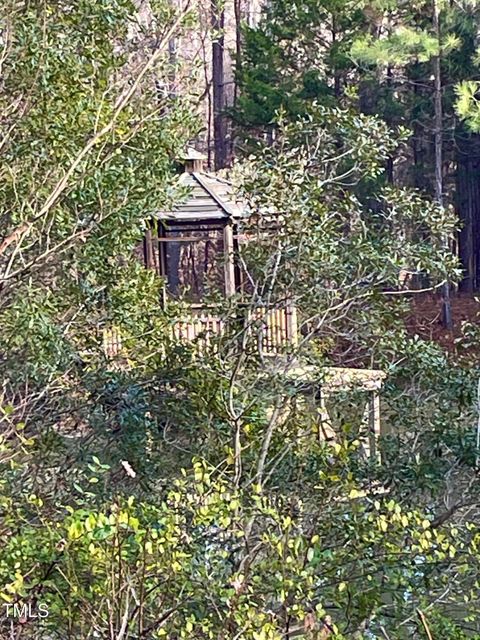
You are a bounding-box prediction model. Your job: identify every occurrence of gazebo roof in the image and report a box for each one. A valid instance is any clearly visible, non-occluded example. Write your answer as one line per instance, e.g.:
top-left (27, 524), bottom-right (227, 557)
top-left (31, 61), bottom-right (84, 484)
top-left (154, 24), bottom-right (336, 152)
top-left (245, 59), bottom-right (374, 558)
top-left (156, 171), bottom-right (245, 223)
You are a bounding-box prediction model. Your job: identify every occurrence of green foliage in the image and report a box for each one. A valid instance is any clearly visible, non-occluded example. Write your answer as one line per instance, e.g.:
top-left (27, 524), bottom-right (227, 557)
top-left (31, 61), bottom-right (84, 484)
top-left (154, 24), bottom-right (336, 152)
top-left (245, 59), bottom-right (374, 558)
top-left (233, 0), bottom-right (480, 208)
top-left (0, 0), bottom-right (198, 383)
top-left (455, 80), bottom-right (480, 131)
top-left (1, 453), bottom-right (479, 638)
top-left (233, 106), bottom-right (460, 360)
top-left (1, 1), bottom-right (480, 638)
top-left (232, 0), bottom-right (365, 132)
top-left (351, 27), bottom-right (441, 66)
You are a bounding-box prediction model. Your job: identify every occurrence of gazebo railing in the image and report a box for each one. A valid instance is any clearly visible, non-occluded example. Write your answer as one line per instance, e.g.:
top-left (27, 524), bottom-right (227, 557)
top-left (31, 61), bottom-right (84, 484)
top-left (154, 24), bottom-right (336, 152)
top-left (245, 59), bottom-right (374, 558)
top-left (172, 306), bottom-right (226, 349)
top-left (245, 304), bottom-right (298, 355)
top-left (103, 303), bottom-right (298, 358)
top-left (171, 303), bottom-right (298, 355)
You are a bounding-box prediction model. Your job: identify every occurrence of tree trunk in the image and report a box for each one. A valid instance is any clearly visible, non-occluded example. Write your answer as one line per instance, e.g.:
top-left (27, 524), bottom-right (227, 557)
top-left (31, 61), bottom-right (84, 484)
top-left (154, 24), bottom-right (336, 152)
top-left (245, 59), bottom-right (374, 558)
top-left (456, 129), bottom-right (480, 292)
top-left (231, 0), bottom-right (242, 159)
top-left (331, 15), bottom-right (341, 98)
top-left (211, 0), bottom-right (227, 169)
top-left (385, 64), bottom-right (394, 184)
top-left (432, 0), bottom-right (452, 328)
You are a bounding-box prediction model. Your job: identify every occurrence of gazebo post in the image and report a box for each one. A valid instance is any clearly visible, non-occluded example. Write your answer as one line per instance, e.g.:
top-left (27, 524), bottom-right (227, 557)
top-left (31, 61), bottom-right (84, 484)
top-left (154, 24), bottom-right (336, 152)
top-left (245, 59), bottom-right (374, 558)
top-left (143, 223), bottom-right (154, 270)
top-left (224, 222), bottom-right (236, 297)
top-left (157, 220), bottom-right (168, 307)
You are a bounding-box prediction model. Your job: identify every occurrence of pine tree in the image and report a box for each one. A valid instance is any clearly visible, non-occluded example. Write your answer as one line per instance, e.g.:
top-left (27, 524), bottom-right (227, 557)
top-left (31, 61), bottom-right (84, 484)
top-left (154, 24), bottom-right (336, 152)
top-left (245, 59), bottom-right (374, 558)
top-left (231, 0), bottom-right (367, 138)
top-left (352, 1), bottom-right (480, 296)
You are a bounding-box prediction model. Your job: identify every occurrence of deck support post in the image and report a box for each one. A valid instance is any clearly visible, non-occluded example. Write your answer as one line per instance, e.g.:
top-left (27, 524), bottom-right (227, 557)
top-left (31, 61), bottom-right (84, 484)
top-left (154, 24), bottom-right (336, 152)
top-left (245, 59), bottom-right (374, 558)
top-left (365, 390), bottom-right (381, 461)
top-left (318, 390), bottom-right (335, 443)
top-left (157, 221), bottom-right (168, 307)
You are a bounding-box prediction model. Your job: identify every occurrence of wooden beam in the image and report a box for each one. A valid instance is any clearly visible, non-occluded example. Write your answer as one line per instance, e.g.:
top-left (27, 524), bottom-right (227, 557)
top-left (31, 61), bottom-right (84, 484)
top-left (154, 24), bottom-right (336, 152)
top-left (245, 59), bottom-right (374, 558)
top-left (286, 303), bottom-right (298, 346)
top-left (156, 235), bottom-right (217, 242)
top-left (157, 220), bottom-right (168, 307)
top-left (223, 223), bottom-right (236, 297)
top-left (143, 226), bottom-right (154, 269)
top-left (368, 391), bottom-right (381, 460)
top-left (318, 390), bottom-right (335, 443)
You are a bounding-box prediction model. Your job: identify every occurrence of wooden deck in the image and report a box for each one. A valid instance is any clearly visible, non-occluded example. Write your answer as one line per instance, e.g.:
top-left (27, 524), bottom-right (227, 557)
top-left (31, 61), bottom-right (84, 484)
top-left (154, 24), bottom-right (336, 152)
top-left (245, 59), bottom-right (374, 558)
top-left (285, 365), bottom-right (386, 391)
top-left (103, 317), bottom-right (386, 458)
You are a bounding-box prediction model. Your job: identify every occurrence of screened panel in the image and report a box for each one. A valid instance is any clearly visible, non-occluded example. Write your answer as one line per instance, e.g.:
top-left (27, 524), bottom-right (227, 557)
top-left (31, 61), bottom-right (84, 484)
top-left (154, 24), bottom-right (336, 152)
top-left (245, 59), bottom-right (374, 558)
top-left (162, 226), bottom-right (226, 302)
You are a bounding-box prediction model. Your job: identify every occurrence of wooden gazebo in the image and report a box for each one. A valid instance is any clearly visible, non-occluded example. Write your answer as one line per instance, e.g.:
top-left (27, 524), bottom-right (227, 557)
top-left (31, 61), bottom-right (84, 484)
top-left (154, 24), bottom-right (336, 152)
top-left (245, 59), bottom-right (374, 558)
top-left (143, 149), bottom-right (242, 301)
top-left (141, 148), bottom-right (297, 354)
top-left (104, 149), bottom-right (387, 455)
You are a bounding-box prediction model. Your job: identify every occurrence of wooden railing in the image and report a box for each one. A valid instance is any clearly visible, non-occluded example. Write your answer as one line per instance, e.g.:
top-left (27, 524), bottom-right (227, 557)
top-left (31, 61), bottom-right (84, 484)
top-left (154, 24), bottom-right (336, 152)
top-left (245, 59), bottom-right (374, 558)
top-left (103, 326), bottom-right (124, 359)
top-left (103, 304), bottom-right (298, 358)
top-left (246, 305), bottom-right (298, 355)
top-left (172, 306), bottom-right (226, 345)
top-left (172, 303), bottom-right (298, 355)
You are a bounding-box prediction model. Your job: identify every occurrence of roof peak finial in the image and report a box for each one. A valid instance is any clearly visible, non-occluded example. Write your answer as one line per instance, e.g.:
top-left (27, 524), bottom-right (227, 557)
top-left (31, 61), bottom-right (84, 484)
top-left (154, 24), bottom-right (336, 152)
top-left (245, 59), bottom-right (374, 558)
top-left (182, 147), bottom-right (207, 173)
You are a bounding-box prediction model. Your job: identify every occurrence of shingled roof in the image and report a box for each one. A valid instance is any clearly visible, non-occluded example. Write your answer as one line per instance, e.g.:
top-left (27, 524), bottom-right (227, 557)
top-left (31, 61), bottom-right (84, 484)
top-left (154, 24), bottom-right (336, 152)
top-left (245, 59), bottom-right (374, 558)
top-left (156, 170), bottom-right (245, 222)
